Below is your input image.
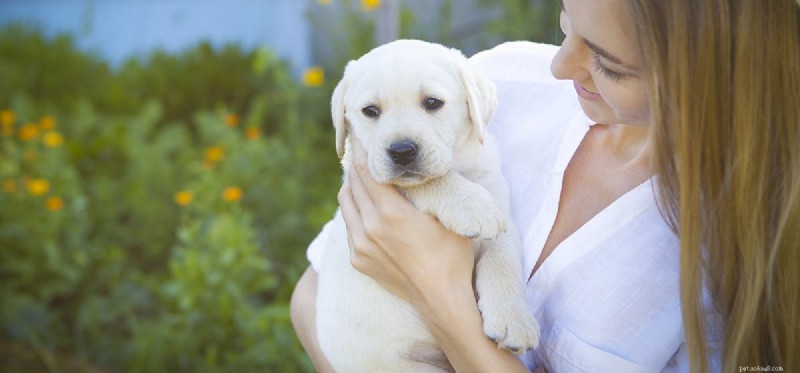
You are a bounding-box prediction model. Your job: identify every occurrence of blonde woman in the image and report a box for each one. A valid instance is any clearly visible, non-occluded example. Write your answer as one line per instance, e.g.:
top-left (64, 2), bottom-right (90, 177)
top-left (292, 0), bottom-right (799, 372)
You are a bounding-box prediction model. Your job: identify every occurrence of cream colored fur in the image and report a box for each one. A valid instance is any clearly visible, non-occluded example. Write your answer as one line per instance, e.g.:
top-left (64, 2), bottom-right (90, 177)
top-left (316, 39), bottom-right (539, 373)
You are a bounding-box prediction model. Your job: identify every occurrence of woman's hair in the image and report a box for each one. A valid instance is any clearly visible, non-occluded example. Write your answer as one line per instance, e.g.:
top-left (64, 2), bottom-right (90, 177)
top-left (627, 0), bottom-right (800, 371)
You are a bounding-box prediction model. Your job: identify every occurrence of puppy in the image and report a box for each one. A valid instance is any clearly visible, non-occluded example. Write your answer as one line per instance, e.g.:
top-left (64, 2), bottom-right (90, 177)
top-left (316, 40), bottom-right (539, 373)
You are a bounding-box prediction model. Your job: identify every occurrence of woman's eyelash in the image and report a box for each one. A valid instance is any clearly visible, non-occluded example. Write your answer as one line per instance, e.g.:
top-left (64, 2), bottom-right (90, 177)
top-left (592, 53), bottom-right (624, 82)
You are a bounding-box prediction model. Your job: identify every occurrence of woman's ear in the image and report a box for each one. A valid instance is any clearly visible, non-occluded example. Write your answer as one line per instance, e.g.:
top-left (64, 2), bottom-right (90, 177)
top-left (458, 61), bottom-right (497, 144)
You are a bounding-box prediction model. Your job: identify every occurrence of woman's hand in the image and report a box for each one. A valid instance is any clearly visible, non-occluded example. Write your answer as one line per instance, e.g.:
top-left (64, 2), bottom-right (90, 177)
top-left (337, 136), bottom-right (475, 311)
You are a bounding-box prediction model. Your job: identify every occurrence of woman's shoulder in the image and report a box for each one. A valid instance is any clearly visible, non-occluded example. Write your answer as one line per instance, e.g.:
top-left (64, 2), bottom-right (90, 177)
top-left (469, 41), bottom-right (560, 83)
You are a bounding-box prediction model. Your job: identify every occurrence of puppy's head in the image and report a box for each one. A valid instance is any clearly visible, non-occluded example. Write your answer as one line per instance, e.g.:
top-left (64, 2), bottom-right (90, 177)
top-left (331, 39), bottom-right (497, 187)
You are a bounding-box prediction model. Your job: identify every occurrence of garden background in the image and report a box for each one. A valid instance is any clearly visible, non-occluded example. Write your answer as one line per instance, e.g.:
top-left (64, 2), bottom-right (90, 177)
top-left (0, 0), bottom-right (560, 371)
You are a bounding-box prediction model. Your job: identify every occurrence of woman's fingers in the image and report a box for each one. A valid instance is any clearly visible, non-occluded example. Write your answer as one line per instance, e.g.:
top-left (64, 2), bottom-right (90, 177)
top-left (338, 175), bottom-right (372, 269)
top-left (349, 135), bottom-right (408, 210)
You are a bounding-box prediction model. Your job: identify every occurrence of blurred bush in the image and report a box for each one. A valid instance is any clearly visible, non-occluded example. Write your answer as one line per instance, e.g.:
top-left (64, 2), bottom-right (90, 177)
top-left (0, 1), bottom-right (558, 371)
top-left (0, 24), bottom-right (338, 372)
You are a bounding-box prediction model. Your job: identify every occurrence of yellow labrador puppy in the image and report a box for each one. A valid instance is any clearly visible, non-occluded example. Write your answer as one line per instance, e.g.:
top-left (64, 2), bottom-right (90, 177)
top-left (317, 39), bottom-right (539, 373)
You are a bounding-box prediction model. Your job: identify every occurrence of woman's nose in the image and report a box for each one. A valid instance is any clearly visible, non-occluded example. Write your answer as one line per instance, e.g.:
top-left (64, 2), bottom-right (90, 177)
top-left (550, 35), bottom-right (590, 82)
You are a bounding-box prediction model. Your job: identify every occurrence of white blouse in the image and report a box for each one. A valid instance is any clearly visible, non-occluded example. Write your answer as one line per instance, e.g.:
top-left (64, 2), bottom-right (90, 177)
top-left (308, 41), bottom-right (720, 372)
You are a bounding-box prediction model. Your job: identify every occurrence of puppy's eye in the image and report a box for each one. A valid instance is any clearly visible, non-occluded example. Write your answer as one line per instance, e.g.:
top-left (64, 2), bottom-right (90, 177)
top-left (362, 105), bottom-right (381, 118)
top-left (423, 97), bottom-right (444, 111)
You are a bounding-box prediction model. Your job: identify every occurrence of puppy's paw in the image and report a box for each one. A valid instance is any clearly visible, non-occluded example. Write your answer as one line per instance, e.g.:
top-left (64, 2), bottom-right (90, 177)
top-left (480, 298), bottom-right (540, 353)
top-left (437, 186), bottom-right (506, 239)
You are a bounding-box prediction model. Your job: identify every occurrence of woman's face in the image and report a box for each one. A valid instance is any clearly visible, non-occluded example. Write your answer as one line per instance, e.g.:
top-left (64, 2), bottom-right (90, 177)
top-left (551, 0), bottom-right (650, 126)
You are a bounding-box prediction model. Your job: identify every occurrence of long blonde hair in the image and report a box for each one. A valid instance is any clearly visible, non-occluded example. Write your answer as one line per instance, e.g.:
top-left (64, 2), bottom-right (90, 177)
top-left (626, 0), bottom-right (800, 371)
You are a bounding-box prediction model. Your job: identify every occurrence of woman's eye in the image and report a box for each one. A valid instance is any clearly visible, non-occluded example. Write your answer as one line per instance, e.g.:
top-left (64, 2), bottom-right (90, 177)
top-left (592, 53), bottom-right (624, 82)
top-left (362, 105), bottom-right (381, 118)
top-left (423, 97), bottom-right (444, 111)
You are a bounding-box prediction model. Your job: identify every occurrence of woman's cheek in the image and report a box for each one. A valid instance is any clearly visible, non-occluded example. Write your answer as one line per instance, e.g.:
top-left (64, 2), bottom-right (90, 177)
top-left (600, 83), bottom-right (650, 125)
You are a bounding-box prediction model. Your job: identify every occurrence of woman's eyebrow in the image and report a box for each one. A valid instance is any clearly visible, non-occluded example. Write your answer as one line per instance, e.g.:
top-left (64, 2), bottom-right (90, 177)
top-left (584, 39), bottom-right (640, 71)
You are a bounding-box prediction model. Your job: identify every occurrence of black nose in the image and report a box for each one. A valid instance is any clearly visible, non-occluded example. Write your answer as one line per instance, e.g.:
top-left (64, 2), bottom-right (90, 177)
top-left (387, 140), bottom-right (418, 166)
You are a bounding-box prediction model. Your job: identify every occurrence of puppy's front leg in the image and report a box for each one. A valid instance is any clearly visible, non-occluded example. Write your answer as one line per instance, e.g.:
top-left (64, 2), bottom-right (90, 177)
top-left (475, 232), bottom-right (540, 353)
top-left (404, 171), bottom-right (506, 239)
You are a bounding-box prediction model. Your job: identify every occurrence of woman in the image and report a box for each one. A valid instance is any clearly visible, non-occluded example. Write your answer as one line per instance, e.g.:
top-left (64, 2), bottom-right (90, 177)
top-left (292, 0), bottom-right (800, 372)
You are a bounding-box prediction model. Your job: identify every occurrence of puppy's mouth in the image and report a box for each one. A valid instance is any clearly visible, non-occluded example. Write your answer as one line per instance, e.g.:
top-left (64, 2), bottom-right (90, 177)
top-left (390, 168), bottom-right (431, 186)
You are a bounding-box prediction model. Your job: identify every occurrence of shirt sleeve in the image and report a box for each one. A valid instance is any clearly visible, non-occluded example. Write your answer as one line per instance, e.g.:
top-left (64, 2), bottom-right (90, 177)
top-left (306, 219), bottom-right (334, 272)
top-left (469, 41), bottom-right (560, 83)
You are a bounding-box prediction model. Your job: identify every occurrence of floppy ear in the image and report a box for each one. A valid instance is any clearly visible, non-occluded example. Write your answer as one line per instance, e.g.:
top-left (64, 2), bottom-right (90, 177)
top-left (459, 61), bottom-right (497, 144)
top-left (331, 62), bottom-right (353, 158)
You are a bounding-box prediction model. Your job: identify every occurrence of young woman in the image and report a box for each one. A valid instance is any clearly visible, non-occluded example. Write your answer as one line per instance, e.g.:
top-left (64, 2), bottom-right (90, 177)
top-left (291, 0), bottom-right (800, 372)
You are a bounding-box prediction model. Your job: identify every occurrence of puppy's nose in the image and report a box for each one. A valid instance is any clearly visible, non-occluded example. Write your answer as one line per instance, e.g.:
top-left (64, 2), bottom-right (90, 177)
top-left (387, 140), bottom-right (418, 166)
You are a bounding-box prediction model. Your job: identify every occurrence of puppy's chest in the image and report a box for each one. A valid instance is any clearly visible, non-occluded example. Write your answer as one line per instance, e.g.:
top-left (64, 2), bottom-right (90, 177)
top-left (398, 171), bottom-right (479, 213)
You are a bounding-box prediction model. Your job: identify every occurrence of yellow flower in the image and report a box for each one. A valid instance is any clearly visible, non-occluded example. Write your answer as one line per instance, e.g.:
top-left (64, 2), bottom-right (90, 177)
top-left (302, 66), bottom-right (325, 87)
top-left (222, 186), bottom-right (243, 202)
top-left (204, 146), bottom-right (225, 163)
top-left (174, 190), bottom-right (194, 206)
top-left (26, 178), bottom-right (49, 196)
top-left (42, 131), bottom-right (64, 147)
top-left (245, 126), bottom-right (260, 140)
top-left (224, 113), bottom-right (240, 128)
top-left (18, 123), bottom-right (39, 141)
top-left (362, 0), bottom-right (381, 11)
top-left (317, 0), bottom-right (332, 4)
top-left (0, 110), bottom-right (14, 127)
top-left (45, 196), bottom-right (64, 211)
top-left (39, 115), bottom-right (56, 130)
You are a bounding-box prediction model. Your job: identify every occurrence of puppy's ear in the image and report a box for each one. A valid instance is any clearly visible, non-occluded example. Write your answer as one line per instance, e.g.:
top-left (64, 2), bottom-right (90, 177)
top-left (331, 61), bottom-right (353, 158)
top-left (459, 61), bottom-right (497, 144)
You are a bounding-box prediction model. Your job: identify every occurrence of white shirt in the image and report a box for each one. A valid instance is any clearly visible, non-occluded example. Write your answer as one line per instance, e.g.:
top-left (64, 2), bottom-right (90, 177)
top-left (308, 42), bottom-right (718, 372)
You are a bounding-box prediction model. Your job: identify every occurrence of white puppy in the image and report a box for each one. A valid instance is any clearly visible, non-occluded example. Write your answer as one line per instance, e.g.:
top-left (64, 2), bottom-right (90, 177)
top-left (316, 40), bottom-right (539, 373)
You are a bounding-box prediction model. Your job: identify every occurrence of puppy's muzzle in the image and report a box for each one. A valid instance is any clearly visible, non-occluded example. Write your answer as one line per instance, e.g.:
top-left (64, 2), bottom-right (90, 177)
top-left (387, 140), bottom-right (419, 166)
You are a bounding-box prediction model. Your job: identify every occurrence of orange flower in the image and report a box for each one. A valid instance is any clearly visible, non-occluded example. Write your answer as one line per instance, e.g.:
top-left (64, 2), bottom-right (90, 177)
top-left (1, 110), bottom-right (15, 136)
top-left (18, 123), bottom-right (39, 141)
top-left (26, 178), bottom-right (49, 196)
top-left (45, 196), bottom-right (64, 211)
top-left (174, 190), bottom-right (194, 206)
top-left (302, 66), bottom-right (325, 87)
top-left (222, 186), bottom-right (243, 202)
top-left (362, 0), bottom-right (381, 11)
top-left (224, 113), bottom-right (240, 128)
top-left (245, 126), bottom-right (260, 140)
top-left (204, 146), bottom-right (225, 163)
top-left (39, 115), bottom-right (56, 130)
top-left (42, 131), bottom-right (64, 147)
top-left (0, 110), bottom-right (14, 127)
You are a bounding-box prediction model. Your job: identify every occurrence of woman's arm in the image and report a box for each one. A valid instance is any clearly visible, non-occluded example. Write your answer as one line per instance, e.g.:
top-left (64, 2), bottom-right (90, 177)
top-left (338, 138), bottom-right (530, 373)
top-left (290, 267), bottom-right (336, 373)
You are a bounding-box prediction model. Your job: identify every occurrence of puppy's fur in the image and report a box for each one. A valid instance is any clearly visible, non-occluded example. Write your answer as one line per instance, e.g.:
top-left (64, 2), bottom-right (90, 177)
top-left (316, 40), bottom-right (539, 373)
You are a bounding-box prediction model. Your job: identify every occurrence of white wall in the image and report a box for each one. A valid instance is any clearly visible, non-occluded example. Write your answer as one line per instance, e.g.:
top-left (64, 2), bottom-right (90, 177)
top-left (0, 0), bottom-right (312, 72)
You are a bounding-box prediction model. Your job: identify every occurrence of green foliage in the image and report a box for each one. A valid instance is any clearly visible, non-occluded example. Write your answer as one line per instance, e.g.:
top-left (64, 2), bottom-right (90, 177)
top-left (0, 25), bottom-right (114, 113)
top-left (478, 0), bottom-right (563, 45)
top-left (115, 43), bottom-right (299, 131)
top-left (0, 24), bottom-right (335, 372)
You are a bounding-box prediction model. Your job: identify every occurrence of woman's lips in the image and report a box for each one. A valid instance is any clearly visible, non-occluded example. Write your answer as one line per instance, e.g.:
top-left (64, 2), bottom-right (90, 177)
top-left (574, 81), bottom-right (600, 101)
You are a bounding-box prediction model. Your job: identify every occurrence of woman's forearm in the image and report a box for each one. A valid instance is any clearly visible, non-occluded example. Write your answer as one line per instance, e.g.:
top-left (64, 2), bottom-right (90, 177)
top-left (418, 281), bottom-right (531, 373)
top-left (290, 267), bottom-right (336, 373)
